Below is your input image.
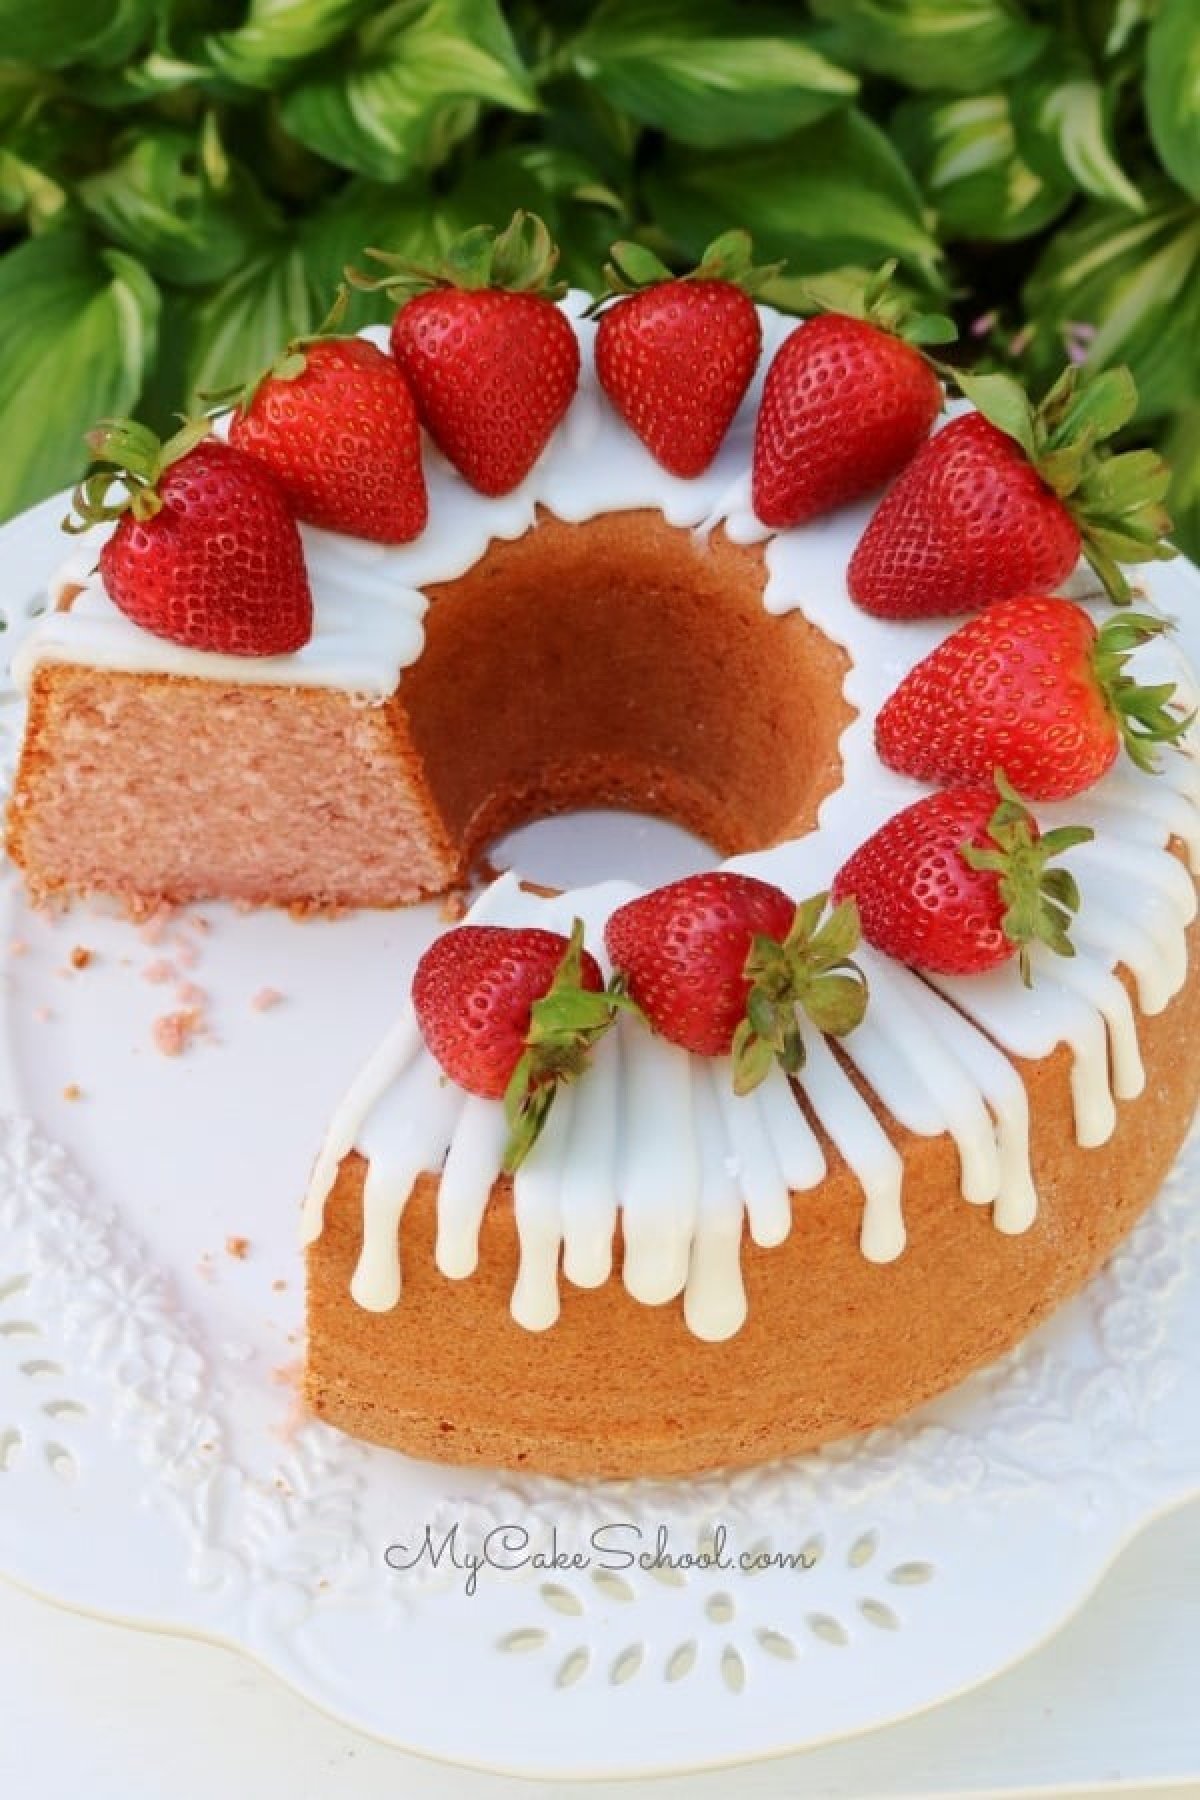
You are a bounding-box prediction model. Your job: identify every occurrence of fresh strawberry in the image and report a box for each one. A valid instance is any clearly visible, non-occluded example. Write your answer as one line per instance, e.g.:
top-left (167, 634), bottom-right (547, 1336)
top-left (604, 872), bottom-right (867, 1094)
top-left (412, 920), bottom-right (620, 1170)
top-left (353, 212), bottom-right (580, 497)
top-left (68, 418), bottom-right (311, 655)
top-left (592, 231), bottom-right (771, 478)
top-left (752, 263), bottom-right (950, 527)
top-left (875, 597), bottom-right (1192, 800)
top-left (832, 777), bottom-right (1093, 984)
top-left (226, 318), bottom-right (426, 544)
top-left (849, 364), bottom-right (1175, 617)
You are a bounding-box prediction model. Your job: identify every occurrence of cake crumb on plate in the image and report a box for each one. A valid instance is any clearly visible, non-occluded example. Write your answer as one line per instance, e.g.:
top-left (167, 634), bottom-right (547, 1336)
top-left (152, 1008), bottom-right (203, 1056)
top-left (225, 1235), bottom-right (250, 1260)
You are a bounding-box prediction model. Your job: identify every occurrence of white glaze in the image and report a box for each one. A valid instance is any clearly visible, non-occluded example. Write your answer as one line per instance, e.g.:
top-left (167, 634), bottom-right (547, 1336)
top-left (25, 298), bottom-right (1199, 1338)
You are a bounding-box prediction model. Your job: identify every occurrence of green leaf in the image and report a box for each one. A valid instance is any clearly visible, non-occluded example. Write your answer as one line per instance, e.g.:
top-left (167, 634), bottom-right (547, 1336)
top-left (569, 0), bottom-right (857, 149)
top-left (891, 91), bottom-right (1072, 243)
top-left (180, 242), bottom-right (323, 404)
top-left (1022, 188), bottom-right (1200, 420)
top-left (281, 0), bottom-right (537, 182)
top-left (78, 125), bottom-right (275, 288)
top-left (0, 0), bottom-right (156, 68)
top-left (950, 370), bottom-right (1038, 456)
top-left (1011, 61), bottom-right (1143, 213)
top-left (207, 0), bottom-right (381, 88)
top-left (808, 0), bottom-right (1047, 93)
top-left (1145, 0), bottom-right (1200, 201)
top-left (70, 49), bottom-right (212, 109)
top-left (1162, 405), bottom-right (1200, 564)
top-left (0, 229), bottom-right (159, 522)
top-left (645, 108), bottom-right (942, 282)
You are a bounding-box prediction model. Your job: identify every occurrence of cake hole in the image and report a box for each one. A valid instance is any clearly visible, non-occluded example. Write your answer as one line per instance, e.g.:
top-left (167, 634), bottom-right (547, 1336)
top-left (665, 1640), bottom-right (697, 1682)
top-left (755, 1627), bottom-right (797, 1660)
top-left (403, 512), bottom-right (851, 876)
top-left (807, 1613), bottom-right (849, 1647)
top-left (0, 1320), bottom-right (40, 1338)
top-left (859, 1598), bottom-right (900, 1630)
top-left (610, 1643), bottom-right (644, 1685)
top-left (492, 809), bottom-right (719, 891)
top-left (0, 1274), bottom-right (31, 1304)
top-left (0, 1428), bottom-right (21, 1471)
top-left (705, 1592), bottom-right (735, 1624)
top-left (19, 1359), bottom-right (61, 1379)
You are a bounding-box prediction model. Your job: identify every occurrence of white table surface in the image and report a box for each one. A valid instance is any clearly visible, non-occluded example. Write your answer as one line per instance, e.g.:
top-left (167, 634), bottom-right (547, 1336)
top-left (2, 1493), bottom-right (1198, 1798)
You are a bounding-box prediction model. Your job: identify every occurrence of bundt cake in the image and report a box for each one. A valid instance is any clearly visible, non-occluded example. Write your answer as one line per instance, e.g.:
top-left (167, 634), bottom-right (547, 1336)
top-left (7, 260), bottom-right (1197, 1479)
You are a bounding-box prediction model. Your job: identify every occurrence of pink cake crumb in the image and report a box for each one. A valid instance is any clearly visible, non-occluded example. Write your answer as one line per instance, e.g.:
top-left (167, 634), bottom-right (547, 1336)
top-left (270, 1361), bottom-right (310, 1443)
top-left (175, 981), bottom-right (207, 1008)
top-left (174, 939), bottom-right (200, 969)
top-left (69, 945), bottom-right (92, 970)
top-left (152, 1008), bottom-right (203, 1057)
top-left (251, 986), bottom-right (284, 1012)
top-left (138, 904), bottom-right (177, 947)
top-left (142, 958), bottom-right (176, 985)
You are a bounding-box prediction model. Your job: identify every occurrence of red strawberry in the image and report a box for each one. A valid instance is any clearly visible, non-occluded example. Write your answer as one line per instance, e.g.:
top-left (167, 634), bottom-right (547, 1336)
top-left (356, 212), bottom-right (579, 497)
top-left (876, 596), bottom-right (1191, 800)
top-left (593, 231), bottom-right (768, 477)
top-left (832, 778), bottom-right (1093, 984)
top-left (604, 872), bottom-right (867, 1094)
top-left (849, 364), bottom-right (1175, 618)
top-left (412, 920), bottom-right (618, 1170)
top-left (228, 333), bottom-right (426, 544)
top-left (753, 317), bottom-right (942, 528)
top-left (69, 419), bottom-right (311, 655)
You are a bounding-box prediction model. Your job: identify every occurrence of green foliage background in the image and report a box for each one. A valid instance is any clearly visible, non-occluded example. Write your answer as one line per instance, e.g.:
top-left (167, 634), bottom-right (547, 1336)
top-left (1, 0), bottom-right (1198, 553)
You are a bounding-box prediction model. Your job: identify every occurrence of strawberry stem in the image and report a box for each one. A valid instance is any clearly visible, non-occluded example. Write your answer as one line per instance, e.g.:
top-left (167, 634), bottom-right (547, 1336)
top-left (501, 919), bottom-right (634, 1172)
top-left (64, 415), bottom-right (212, 534)
top-left (200, 284), bottom-right (354, 417)
top-left (959, 773), bottom-right (1094, 987)
top-left (951, 364), bottom-right (1177, 605)
top-left (1091, 612), bottom-right (1194, 774)
top-left (585, 228), bottom-right (783, 318)
top-left (795, 258), bottom-right (957, 349)
top-left (731, 892), bottom-right (869, 1096)
top-left (350, 210), bottom-right (568, 305)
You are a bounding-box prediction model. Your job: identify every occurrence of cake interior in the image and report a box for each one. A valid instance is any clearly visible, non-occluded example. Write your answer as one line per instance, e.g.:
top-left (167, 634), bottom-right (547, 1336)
top-left (9, 509), bottom-right (852, 908)
top-left (403, 509), bottom-right (852, 870)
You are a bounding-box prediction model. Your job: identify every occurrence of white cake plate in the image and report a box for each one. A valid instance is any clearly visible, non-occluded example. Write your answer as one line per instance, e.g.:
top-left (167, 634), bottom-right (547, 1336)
top-left (0, 492), bottom-right (1197, 1779)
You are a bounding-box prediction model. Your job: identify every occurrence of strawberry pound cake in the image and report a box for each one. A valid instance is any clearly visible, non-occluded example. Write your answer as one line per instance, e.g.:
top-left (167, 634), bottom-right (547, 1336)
top-left (6, 218), bottom-right (1198, 1477)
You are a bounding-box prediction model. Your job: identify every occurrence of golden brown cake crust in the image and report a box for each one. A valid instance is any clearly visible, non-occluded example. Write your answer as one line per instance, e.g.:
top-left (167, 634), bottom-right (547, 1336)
top-left (306, 924), bottom-right (1200, 1480)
